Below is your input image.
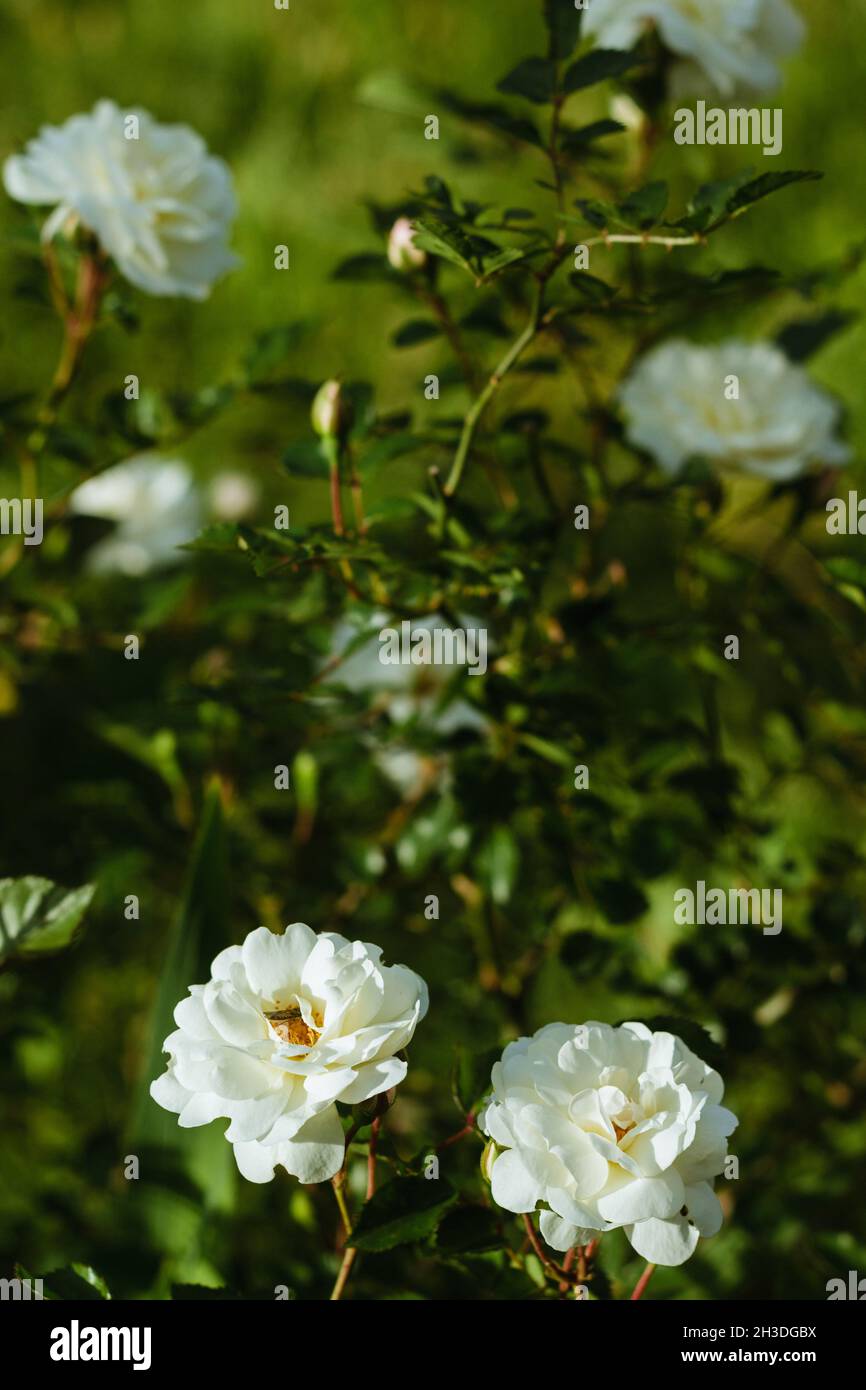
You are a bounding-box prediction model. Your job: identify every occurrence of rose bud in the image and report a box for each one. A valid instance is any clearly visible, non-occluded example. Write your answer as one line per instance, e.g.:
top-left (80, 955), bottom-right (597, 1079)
top-left (387, 216), bottom-right (427, 273)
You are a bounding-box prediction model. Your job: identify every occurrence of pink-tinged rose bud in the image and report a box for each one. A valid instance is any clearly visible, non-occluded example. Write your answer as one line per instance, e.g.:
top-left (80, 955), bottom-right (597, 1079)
top-left (387, 217), bottom-right (427, 272)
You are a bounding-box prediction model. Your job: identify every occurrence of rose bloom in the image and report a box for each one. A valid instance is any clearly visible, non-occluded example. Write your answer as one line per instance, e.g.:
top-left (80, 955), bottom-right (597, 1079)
top-left (326, 611), bottom-right (489, 796)
top-left (584, 0), bottom-right (804, 98)
top-left (4, 100), bottom-right (237, 298)
top-left (69, 455), bottom-right (202, 576)
top-left (481, 1021), bottom-right (737, 1266)
top-left (151, 924), bottom-right (428, 1184)
top-left (619, 340), bottom-right (850, 481)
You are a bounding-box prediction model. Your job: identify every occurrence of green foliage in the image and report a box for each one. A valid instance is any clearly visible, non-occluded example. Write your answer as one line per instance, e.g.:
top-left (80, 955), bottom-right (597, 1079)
top-left (350, 1177), bottom-right (458, 1252)
top-left (1, 0), bottom-right (864, 1306)
top-left (0, 878), bottom-right (94, 964)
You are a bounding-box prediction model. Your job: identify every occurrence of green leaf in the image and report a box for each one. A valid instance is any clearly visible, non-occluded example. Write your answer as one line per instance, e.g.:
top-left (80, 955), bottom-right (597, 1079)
top-left (569, 270), bottom-right (616, 303)
top-left (0, 878), bottom-right (94, 965)
top-left (436, 1205), bottom-right (502, 1255)
top-left (543, 0), bottom-right (584, 60)
top-left (496, 57), bottom-right (557, 105)
top-left (479, 246), bottom-right (537, 281)
top-left (563, 47), bottom-right (642, 95)
top-left (359, 431), bottom-right (439, 472)
top-left (350, 1177), bottom-right (457, 1252)
top-left (129, 785), bottom-right (229, 1147)
top-left (242, 324), bottom-right (305, 384)
top-left (391, 318), bottom-right (443, 348)
top-left (437, 91), bottom-right (542, 148)
top-left (412, 217), bottom-right (482, 276)
top-left (618, 180), bottom-right (668, 230)
top-left (676, 168), bottom-right (823, 233)
top-left (479, 826), bottom-right (520, 905)
top-left (331, 253), bottom-right (395, 283)
top-left (282, 439), bottom-right (329, 479)
top-left (724, 169), bottom-right (823, 218)
top-left (453, 1044), bottom-right (500, 1112)
top-left (560, 118), bottom-right (625, 152)
top-left (776, 310), bottom-right (856, 363)
top-left (15, 1264), bottom-right (111, 1300)
top-left (573, 196), bottom-right (620, 230)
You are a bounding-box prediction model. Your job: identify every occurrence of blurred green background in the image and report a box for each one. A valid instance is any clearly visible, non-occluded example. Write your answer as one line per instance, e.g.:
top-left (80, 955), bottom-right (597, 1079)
top-left (1, 0), bottom-right (866, 1301)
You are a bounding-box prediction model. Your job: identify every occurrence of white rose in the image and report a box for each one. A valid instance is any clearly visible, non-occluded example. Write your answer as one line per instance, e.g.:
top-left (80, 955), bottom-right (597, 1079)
top-left (327, 611), bottom-right (489, 795)
top-left (619, 339), bottom-right (850, 481)
top-left (69, 455), bottom-right (202, 575)
top-left (584, 0), bottom-right (804, 98)
top-left (4, 100), bottom-right (238, 298)
top-left (150, 924), bottom-right (428, 1185)
top-left (481, 1021), bottom-right (738, 1266)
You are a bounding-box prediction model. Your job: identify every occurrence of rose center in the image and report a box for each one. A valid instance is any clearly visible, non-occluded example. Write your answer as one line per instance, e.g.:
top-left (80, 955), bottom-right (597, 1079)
top-left (265, 1006), bottom-right (320, 1049)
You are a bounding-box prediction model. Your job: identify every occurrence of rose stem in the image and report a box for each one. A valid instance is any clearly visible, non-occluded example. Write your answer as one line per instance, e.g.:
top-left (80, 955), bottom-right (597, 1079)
top-left (329, 1177), bottom-right (357, 1302)
top-left (436, 1110), bottom-right (476, 1152)
top-left (366, 1113), bottom-right (381, 1200)
top-left (630, 1262), bottom-right (657, 1301)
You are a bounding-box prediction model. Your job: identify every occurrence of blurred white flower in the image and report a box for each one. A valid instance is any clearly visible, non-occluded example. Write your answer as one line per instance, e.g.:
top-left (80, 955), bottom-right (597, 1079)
top-left (619, 339), bottom-right (850, 481)
top-left (584, 0), bottom-right (804, 98)
top-left (387, 216), bottom-right (427, 272)
top-left (4, 100), bottom-right (238, 298)
top-left (327, 611), bottom-right (488, 796)
top-left (69, 455), bottom-right (202, 575)
top-left (151, 923), bottom-right (428, 1184)
top-left (481, 1021), bottom-right (737, 1266)
top-left (208, 471), bottom-right (259, 522)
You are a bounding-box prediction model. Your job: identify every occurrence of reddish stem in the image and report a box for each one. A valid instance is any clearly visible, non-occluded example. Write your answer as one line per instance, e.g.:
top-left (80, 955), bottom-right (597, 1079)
top-left (630, 1262), bottom-right (656, 1301)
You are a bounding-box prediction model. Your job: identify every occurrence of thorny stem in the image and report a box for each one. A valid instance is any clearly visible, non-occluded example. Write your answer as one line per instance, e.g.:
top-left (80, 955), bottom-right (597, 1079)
top-left (41, 251), bottom-right (109, 425)
top-left (581, 232), bottom-right (706, 252)
top-left (630, 1261), bottom-right (657, 1301)
top-left (20, 250), bottom-right (108, 503)
top-left (436, 1110), bottom-right (476, 1152)
top-left (521, 1213), bottom-right (575, 1286)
